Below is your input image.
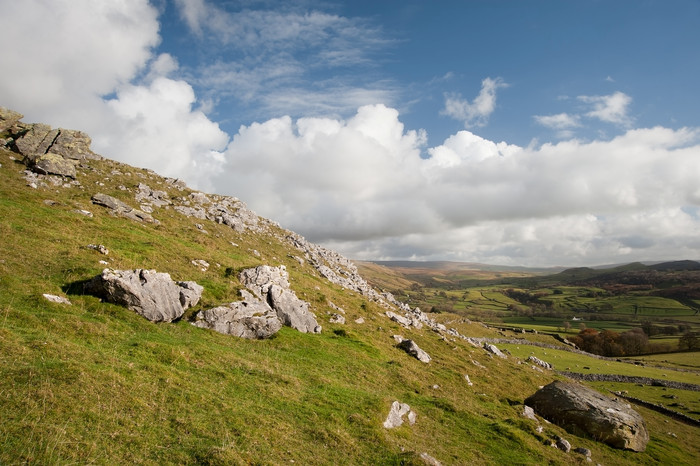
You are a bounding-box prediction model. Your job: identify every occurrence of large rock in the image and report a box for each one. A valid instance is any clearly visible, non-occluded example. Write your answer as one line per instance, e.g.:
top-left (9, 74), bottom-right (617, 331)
top-left (240, 265), bottom-right (320, 333)
top-left (14, 123), bottom-right (57, 156)
top-left (92, 193), bottom-right (157, 223)
top-left (49, 129), bottom-right (99, 160)
top-left (86, 269), bottom-right (203, 323)
top-left (31, 152), bottom-right (77, 178)
top-left (193, 290), bottom-right (282, 339)
top-left (397, 338), bottom-right (431, 363)
top-left (525, 381), bottom-right (649, 451)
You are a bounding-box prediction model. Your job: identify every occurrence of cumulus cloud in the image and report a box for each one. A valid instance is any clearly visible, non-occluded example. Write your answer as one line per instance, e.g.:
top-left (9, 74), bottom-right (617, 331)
top-left (219, 105), bottom-right (700, 266)
top-left (534, 113), bottom-right (581, 130)
top-left (533, 113), bottom-right (582, 139)
top-left (442, 77), bottom-right (508, 128)
top-left (578, 91), bottom-right (633, 126)
top-left (0, 0), bottom-right (159, 126)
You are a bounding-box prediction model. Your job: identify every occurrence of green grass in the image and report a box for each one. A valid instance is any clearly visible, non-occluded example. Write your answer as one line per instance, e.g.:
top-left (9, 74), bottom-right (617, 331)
top-left (2, 147), bottom-right (700, 465)
top-left (500, 344), bottom-right (700, 385)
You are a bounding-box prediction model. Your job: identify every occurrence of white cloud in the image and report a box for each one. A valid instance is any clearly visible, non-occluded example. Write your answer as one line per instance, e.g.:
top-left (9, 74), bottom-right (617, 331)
top-left (578, 91), bottom-right (633, 126)
top-left (2, 1), bottom-right (698, 267)
top-left (218, 105), bottom-right (700, 266)
top-left (100, 76), bottom-right (229, 190)
top-left (534, 113), bottom-right (581, 130)
top-left (442, 77), bottom-right (508, 128)
top-left (0, 0), bottom-right (159, 126)
top-left (175, 0), bottom-right (397, 119)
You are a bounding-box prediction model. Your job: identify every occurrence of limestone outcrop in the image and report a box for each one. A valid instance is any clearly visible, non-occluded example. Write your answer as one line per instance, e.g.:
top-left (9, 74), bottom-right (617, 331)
top-left (193, 290), bottom-right (282, 339)
top-left (194, 265), bottom-right (320, 339)
top-left (86, 269), bottom-right (203, 323)
top-left (1, 109), bottom-right (100, 178)
top-left (525, 380), bottom-right (649, 451)
top-left (92, 193), bottom-right (157, 224)
top-left (240, 265), bottom-right (321, 334)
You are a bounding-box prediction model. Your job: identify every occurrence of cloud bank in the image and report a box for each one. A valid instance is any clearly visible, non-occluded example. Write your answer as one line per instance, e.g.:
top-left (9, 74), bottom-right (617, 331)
top-left (1, 0), bottom-right (699, 267)
top-left (219, 107), bottom-right (700, 266)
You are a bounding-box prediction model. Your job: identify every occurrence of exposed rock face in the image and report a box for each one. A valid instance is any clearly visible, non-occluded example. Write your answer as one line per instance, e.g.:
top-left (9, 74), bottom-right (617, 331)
top-left (86, 269), bottom-right (203, 323)
top-left (193, 290), bottom-right (282, 339)
top-left (240, 265), bottom-right (320, 334)
top-left (135, 183), bottom-right (170, 207)
top-left (525, 381), bottom-right (649, 452)
top-left (92, 193), bottom-right (157, 224)
top-left (30, 152), bottom-right (77, 178)
top-left (0, 107), bottom-right (23, 133)
top-left (2, 114), bottom-right (99, 178)
top-left (195, 265), bottom-right (320, 339)
top-left (383, 401), bottom-right (416, 428)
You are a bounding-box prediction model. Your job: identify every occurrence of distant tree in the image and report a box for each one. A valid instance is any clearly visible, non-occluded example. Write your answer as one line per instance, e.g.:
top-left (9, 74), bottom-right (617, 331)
top-left (678, 332), bottom-right (699, 351)
top-left (618, 328), bottom-right (649, 356)
top-left (563, 321), bottom-right (571, 333)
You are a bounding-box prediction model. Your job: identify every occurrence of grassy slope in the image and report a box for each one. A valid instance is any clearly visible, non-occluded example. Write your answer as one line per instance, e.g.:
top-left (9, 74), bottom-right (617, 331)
top-left (1, 148), bottom-right (698, 465)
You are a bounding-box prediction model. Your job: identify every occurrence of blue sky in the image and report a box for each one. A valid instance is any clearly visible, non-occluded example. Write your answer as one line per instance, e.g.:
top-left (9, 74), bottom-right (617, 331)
top-left (2, 0), bottom-right (700, 266)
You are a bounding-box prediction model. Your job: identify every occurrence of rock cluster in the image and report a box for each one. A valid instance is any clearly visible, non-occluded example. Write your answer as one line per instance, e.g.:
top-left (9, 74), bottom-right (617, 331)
top-left (92, 193), bottom-right (157, 224)
top-left (1, 107), bottom-right (100, 179)
top-left (194, 265), bottom-right (320, 339)
top-left (173, 190), bottom-right (266, 234)
top-left (527, 355), bottom-right (552, 369)
top-left (525, 380), bottom-right (649, 451)
top-left (86, 269), bottom-right (203, 323)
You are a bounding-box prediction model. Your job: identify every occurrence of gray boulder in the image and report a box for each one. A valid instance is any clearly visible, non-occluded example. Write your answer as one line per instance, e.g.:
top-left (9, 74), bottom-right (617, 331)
top-left (193, 290), bottom-right (282, 339)
top-left (86, 269), bottom-right (202, 323)
top-left (31, 152), bottom-right (77, 178)
top-left (397, 338), bottom-right (431, 363)
top-left (555, 436), bottom-right (571, 453)
top-left (13, 122), bottom-right (98, 164)
top-left (483, 342), bottom-right (507, 358)
top-left (14, 123), bottom-right (57, 156)
top-left (525, 381), bottom-right (649, 451)
top-left (240, 265), bottom-right (320, 334)
top-left (49, 129), bottom-right (99, 160)
top-left (135, 183), bottom-right (170, 207)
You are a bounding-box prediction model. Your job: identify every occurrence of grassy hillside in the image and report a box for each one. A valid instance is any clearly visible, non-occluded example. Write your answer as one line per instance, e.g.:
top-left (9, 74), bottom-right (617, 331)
top-left (1, 144), bottom-right (699, 464)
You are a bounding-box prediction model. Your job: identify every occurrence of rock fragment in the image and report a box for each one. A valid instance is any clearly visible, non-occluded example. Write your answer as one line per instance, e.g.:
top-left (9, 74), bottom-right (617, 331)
top-left (383, 401), bottom-right (416, 429)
